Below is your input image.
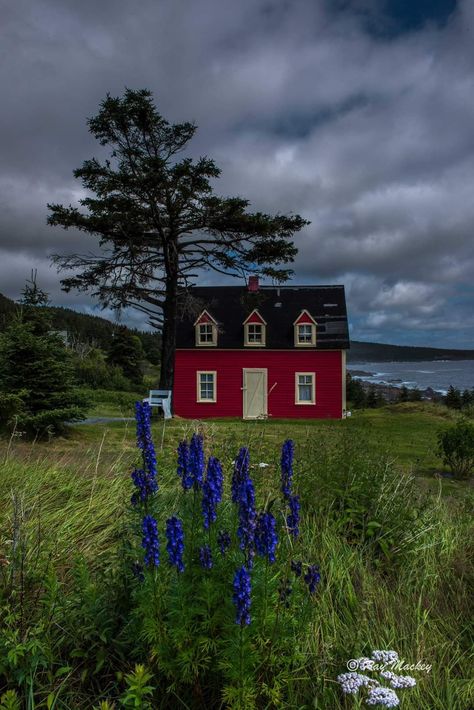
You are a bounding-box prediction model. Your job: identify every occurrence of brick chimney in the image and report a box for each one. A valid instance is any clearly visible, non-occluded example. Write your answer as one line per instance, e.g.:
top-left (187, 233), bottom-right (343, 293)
top-left (248, 275), bottom-right (259, 292)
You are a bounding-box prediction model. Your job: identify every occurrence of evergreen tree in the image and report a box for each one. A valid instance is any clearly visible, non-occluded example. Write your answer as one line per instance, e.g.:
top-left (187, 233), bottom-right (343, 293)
top-left (346, 373), bottom-right (367, 408)
top-left (48, 89), bottom-right (308, 388)
top-left (108, 327), bottom-right (144, 385)
top-left (409, 387), bottom-right (422, 402)
top-left (366, 387), bottom-right (380, 408)
top-left (461, 389), bottom-right (473, 409)
top-left (445, 385), bottom-right (462, 410)
top-left (398, 385), bottom-right (409, 403)
top-left (0, 280), bottom-right (88, 437)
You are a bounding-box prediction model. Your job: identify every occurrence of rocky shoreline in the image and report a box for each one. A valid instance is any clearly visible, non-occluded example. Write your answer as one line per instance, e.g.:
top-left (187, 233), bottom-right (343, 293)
top-left (354, 377), bottom-right (444, 403)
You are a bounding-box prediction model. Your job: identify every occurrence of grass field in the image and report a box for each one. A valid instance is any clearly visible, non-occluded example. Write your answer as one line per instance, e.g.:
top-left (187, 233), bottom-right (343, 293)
top-left (0, 399), bottom-right (472, 708)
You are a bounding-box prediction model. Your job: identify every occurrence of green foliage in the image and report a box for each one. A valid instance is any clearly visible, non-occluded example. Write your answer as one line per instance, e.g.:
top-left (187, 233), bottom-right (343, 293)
top-left (0, 415), bottom-right (472, 708)
top-left (0, 314), bottom-right (88, 437)
top-left (120, 665), bottom-right (155, 708)
top-left (445, 385), bottom-right (462, 409)
top-left (0, 690), bottom-right (21, 710)
top-left (107, 328), bottom-right (144, 386)
top-left (398, 385), bottom-right (409, 403)
top-left (346, 373), bottom-right (366, 408)
top-left (74, 348), bottom-right (131, 391)
top-left (438, 419), bottom-right (474, 478)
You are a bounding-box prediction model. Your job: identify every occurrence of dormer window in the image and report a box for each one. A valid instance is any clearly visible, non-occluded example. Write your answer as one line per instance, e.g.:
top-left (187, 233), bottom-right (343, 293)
top-left (194, 310), bottom-right (218, 346)
top-left (243, 309), bottom-right (266, 347)
top-left (294, 310), bottom-right (317, 347)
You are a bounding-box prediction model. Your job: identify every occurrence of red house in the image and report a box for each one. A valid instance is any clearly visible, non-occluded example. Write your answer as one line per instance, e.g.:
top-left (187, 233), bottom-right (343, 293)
top-left (173, 278), bottom-right (350, 419)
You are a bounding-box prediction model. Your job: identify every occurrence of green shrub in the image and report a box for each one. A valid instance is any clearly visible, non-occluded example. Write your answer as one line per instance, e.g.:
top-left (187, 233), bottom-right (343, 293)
top-left (437, 419), bottom-right (474, 478)
top-left (74, 349), bottom-right (131, 391)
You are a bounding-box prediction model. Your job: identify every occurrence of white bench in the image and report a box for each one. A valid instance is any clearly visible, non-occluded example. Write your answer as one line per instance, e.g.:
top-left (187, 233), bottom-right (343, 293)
top-left (143, 389), bottom-right (172, 419)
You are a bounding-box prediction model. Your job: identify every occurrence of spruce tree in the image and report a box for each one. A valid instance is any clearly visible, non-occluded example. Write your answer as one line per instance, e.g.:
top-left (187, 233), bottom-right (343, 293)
top-left (108, 326), bottom-right (144, 386)
top-left (0, 279), bottom-right (88, 437)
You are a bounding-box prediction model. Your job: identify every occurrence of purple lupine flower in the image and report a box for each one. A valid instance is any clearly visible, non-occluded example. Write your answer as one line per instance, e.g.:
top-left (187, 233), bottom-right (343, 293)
top-left (232, 566), bottom-right (251, 626)
top-left (131, 468), bottom-right (158, 505)
top-left (141, 515), bottom-right (160, 567)
top-left (189, 433), bottom-right (205, 489)
top-left (237, 477), bottom-right (256, 565)
top-left (202, 456), bottom-right (224, 529)
top-left (135, 402), bottom-right (157, 480)
top-left (177, 440), bottom-right (193, 490)
top-left (199, 544), bottom-right (213, 569)
top-left (166, 516), bottom-right (185, 572)
top-left (304, 564), bottom-right (321, 594)
top-left (132, 402), bottom-right (158, 503)
top-left (231, 447), bottom-right (250, 502)
top-left (287, 494), bottom-right (300, 538)
top-left (217, 530), bottom-right (231, 556)
top-left (291, 560), bottom-right (302, 577)
top-left (254, 511), bottom-right (278, 563)
top-left (280, 439), bottom-right (294, 499)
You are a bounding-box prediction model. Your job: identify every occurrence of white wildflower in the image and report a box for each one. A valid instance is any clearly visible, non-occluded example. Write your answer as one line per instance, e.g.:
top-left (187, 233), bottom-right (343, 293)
top-left (371, 650), bottom-right (399, 664)
top-left (337, 672), bottom-right (372, 694)
top-left (357, 657), bottom-right (375, 671)
top-left (389, 674), bottom-right (416, 689)
top-left (366, 686), bottom-right (400, 707)
top-left (258, 462), bottom-right (269, 468)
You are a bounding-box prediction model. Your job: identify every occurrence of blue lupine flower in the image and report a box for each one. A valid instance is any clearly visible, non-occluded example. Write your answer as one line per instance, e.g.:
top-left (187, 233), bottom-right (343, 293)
top-left (280, 439), bottom-right (294, 499)
top-left (135, 402), bottom-right (157, 479)
top-left (217, 530), bottom-right (231, 556)
top-left (237, 477), bottom-right (256, 565)
top-left (166, 516), bottom-right (185, 572)
top-left (202, 456), bottom-right (224, 528)
top-left (131, 468), bottom-right (158, 506)
top-left (304, 564), bottom-right (321, 593)
top-left (199, 544), bottom-right (213, 569)
top-left (291, 560), bottom-right (302, 577)
top-left (254, 511), bottom-right (278, 563)
top-left (232, 566), bottom-right (251, 626)
top-left (177, 440), bottom-right (193, 490)
top-left (189, 433), bottom-right (205, 489)
top-left (141, 515), bottom-right (160, 567)
top-left (287, 494), bottom-right (300, 538)
top-left (231, 447), bottom-right (250, 502)
top-left (132, 402), bottom-right (158, 503)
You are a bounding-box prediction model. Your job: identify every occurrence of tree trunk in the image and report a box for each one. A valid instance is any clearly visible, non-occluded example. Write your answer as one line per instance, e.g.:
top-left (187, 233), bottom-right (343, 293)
top-left (159, 245), bottom-right (179, 391)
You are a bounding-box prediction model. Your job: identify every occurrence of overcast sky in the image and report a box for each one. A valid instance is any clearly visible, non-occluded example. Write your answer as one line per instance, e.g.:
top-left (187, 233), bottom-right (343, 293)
top-left (1, 0), bottom-right (473, 347)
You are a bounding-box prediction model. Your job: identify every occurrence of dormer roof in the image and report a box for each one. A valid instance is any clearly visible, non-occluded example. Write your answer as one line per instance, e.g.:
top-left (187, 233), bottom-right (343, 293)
top-left (177, 285), bottom-right (349, 350)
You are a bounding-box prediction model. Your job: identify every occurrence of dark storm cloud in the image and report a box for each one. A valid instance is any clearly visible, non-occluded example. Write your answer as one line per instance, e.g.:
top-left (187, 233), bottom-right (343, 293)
top-left (1, 0), bottom-right (473, 346)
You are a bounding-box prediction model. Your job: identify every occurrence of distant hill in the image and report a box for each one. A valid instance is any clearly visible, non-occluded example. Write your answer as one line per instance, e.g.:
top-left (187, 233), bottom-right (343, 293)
top-left (0, 292), bottom-right (160, 363)
top-left (348, 340), bottom-right (474, 362)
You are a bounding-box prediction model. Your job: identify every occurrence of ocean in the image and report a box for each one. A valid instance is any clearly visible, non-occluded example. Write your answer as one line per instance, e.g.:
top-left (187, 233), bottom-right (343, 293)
top-left (348, 360), bottom-right (474, 394)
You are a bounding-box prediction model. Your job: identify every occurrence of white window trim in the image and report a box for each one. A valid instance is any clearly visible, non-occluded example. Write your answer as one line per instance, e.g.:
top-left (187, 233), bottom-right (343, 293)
top-left (294, 322), bottom-right (317, 347)
top-left (295, 372), bottom-right (316, 405)
top-left (244, 322), bottom-right (266, 346)
top-left (197, 371), bottom-right (217, 403)
top-left (195, 322), bottom-right (218, 347)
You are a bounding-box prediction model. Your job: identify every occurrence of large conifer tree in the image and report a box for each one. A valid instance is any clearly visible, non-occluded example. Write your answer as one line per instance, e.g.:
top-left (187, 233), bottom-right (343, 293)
top-left (48, 89), bottom-right (308, 388)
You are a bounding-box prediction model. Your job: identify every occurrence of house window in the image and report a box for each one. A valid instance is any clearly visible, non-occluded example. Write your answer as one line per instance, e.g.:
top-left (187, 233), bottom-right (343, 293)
top-left (197, 371), bottom-right (217, 402)
top-left (295, 322), bottom-right (316, 346)
top-left (295, 373), bottom-right (316, 404)
top-left (245, 322), bottom-right (266, 346)
top-left (195, 322), bottom-right (217, 346)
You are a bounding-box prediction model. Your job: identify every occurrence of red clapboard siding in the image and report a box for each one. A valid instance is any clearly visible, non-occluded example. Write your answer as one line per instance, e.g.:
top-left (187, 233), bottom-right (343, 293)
top-left (173, 350), bottom-right (343, 419)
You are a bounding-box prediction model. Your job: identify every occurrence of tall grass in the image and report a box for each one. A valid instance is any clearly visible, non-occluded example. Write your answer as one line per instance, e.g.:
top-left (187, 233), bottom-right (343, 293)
top-left (0, 421), bottom-right (472, 708)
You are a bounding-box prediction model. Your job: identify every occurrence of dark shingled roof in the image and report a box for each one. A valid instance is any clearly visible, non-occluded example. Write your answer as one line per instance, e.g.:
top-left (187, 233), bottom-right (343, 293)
top-left (176, 285), bottom-right (350, 350)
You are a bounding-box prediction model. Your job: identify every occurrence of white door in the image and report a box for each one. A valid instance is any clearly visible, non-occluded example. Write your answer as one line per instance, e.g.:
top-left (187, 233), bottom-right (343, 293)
top-left (243, 369), bottom-right (267, 419)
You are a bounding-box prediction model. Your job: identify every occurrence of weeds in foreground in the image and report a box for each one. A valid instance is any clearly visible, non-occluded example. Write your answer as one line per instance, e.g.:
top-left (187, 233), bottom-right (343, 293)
top-left (0, 413), bottom-right (472, 708)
